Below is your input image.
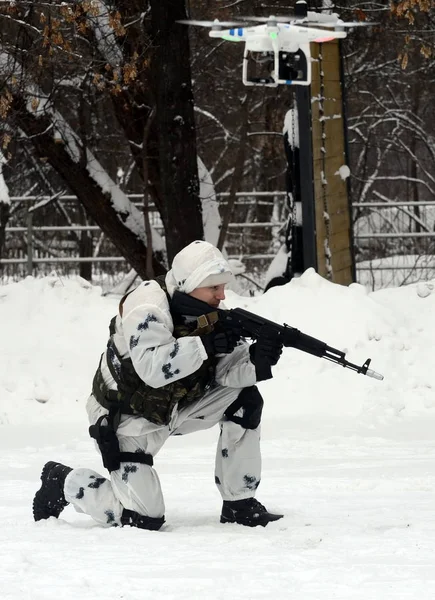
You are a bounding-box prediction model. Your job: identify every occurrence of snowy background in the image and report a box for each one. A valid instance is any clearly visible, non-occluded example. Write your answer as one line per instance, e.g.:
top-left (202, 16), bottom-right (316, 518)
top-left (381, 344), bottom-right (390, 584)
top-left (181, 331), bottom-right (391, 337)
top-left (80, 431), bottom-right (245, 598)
top-left (1, 270), bottom-right (435, 599)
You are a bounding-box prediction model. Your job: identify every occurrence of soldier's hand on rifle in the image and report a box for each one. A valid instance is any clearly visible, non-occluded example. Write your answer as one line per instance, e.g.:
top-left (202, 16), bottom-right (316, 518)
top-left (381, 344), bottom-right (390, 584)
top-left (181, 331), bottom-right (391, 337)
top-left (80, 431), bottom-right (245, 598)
top-left (201, 328), bottom-right (242, 356)
top-left (249, 325), bottom-right (283, 381)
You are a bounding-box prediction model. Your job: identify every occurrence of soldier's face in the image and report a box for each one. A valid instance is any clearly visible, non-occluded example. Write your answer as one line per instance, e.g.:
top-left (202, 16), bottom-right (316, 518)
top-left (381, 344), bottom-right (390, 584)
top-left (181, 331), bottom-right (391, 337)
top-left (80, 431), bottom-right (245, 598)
top-left (189, 284), bottom-right (226, 307)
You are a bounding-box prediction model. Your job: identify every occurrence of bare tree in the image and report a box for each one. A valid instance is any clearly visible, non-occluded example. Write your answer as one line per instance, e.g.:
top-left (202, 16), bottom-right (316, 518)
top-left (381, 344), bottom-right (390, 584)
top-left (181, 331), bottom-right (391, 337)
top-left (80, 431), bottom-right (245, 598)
top-left (341, 0), bottom-right (435, 268)
top-left (0, 0), bottom-right (204, 276)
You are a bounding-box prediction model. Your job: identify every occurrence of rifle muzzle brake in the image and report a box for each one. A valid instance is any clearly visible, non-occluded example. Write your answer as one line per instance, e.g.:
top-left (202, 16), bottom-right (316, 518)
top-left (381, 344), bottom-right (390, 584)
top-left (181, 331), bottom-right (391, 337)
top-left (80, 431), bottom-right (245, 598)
top-left (361, 358), bottom-right (384, 380)
top-left (365, 368), bottom-right (384, 381)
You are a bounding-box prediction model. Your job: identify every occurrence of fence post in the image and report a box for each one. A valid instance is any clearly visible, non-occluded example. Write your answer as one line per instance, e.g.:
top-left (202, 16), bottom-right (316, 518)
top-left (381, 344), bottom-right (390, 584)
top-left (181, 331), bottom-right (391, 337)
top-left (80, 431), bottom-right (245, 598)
top-left (27, 207), bottom-right (33, 276)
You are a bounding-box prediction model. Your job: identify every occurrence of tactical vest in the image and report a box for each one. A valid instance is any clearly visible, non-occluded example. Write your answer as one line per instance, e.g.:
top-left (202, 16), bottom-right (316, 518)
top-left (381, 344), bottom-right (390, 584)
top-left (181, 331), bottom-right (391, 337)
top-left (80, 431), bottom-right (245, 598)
top-left (92, 276), bottom-right (218, 427)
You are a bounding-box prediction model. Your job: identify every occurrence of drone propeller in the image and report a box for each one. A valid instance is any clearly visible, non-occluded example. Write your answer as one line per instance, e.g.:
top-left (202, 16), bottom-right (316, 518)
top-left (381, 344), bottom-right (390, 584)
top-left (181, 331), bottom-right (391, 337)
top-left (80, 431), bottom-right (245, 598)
top-left (176, 15), bottom-right (377, 35)
top-left (235, 14), bottom-right (376, 29)
top-left (176, 19), bottom-right (246, 29)
top-left (311, 20), bottom-right (378, 28)
top-left (336, 21), bottom-right (378, 27)
top-left (237, 15), bottom-right (296, 24)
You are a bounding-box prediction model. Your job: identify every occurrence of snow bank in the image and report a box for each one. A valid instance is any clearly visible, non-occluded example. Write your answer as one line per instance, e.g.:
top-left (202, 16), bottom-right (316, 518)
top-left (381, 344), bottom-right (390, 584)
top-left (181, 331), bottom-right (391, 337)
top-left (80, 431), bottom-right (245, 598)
top-left (0, 275), bottom-right (117, 425)
top-left (1, 269), bottom-right (434, 427)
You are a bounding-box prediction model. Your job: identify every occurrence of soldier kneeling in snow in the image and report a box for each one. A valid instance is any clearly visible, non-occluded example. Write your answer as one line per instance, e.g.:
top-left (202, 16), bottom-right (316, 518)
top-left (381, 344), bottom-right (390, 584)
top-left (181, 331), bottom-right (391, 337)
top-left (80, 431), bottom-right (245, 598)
top-left (33, 241), bottom-right (284, 530)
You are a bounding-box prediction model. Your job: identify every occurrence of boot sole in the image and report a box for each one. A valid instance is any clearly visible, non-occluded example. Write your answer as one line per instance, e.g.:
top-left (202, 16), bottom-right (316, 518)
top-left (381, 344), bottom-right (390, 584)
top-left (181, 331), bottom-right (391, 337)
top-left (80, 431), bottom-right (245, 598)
top-left (32, 462), bottom-right (68, 522)
top-left (220, 513), bottom-right (283, 527)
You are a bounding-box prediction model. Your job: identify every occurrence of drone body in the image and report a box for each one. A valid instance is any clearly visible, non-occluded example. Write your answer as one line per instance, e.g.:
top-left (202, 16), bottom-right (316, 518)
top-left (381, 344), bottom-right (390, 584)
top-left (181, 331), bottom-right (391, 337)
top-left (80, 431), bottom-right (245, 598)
top-left (209, 23), bottom-right (346, 47)
top-left (209, 23), bottom-right (347, 86)
top-left (178, 1), bottom-right (373, 87)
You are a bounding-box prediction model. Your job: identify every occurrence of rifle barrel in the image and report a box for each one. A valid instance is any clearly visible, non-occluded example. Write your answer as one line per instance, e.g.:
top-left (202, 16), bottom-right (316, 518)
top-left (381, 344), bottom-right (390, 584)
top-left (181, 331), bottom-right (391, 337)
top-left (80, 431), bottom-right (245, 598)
top-left (221, 307), bottom-right (384, 380)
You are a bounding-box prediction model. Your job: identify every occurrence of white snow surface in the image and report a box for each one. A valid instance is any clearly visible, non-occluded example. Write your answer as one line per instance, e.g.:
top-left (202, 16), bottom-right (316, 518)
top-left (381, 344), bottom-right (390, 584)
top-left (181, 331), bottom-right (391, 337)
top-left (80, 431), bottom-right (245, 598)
top-left (336, 165), bottom-right (350, 180)
top-left (283, 108), bottom-right (299, 147)
top-left (264, 244), bottom-right (290, 285)
top-left (1, 270), bottom-right (435, 599)
top-left (0, 149), bottom-right (10, 205)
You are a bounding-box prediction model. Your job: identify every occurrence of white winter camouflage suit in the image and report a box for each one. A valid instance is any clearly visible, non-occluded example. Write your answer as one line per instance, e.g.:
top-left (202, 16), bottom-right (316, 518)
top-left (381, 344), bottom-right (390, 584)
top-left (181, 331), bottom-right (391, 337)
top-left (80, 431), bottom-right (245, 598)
top-left (64, 241), bottom-right (261, 526)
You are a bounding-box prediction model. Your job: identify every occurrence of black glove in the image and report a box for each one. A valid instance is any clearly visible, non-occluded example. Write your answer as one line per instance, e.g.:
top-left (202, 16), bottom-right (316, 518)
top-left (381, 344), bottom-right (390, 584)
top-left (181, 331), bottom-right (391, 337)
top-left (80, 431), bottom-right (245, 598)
top-left (201, 328), bottom-right (241, 356)
top-left (249, 325), bottom-right (283, 381)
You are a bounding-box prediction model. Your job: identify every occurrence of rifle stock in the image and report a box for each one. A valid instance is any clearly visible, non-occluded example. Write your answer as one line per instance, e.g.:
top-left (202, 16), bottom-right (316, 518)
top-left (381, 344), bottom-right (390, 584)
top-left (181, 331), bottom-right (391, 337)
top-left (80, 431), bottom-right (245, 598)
top-left (217, 307), bottom-right (384, 381)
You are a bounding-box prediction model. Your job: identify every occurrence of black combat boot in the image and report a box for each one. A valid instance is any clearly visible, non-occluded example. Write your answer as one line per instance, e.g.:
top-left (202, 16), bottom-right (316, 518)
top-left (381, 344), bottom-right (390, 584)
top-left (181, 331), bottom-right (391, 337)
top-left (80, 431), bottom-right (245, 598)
top-left (33, 461), bottom-right (73, 521)
top-left (220, 498), bottom-right (283, 527)
top-left (121, 509), bottom-right (165, 531)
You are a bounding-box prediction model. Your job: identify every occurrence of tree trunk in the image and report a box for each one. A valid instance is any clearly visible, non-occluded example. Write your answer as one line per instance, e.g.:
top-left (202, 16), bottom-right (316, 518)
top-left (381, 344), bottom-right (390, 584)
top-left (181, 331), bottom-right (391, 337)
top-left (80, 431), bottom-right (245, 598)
top-left (150, 0), bottom-right (203, 262)
top-left (217, 94), bottom-right (250, 251)
top-left (78, 205), bottom-right (93, 281)
top-left (0, 199), bottom-right (10, 259)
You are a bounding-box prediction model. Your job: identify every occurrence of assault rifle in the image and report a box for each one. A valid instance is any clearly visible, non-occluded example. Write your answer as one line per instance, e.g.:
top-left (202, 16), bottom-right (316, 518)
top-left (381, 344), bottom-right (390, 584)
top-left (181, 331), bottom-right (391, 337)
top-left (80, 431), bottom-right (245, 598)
top-left (171, 291), bottom-right (384, 381)
top-left (214, 307), bottom-right (384, 382)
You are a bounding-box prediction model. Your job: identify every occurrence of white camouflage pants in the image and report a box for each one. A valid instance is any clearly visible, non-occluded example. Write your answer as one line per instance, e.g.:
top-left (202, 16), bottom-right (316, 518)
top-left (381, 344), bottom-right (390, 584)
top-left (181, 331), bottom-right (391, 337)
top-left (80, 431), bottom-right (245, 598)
top-left (64, 387), bottom-right (261, 526)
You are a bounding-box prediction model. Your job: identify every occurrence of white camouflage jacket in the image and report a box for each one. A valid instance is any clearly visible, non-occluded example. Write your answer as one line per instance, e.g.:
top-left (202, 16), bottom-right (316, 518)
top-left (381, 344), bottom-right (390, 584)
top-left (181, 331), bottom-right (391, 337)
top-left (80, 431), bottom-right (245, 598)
top-left (100, 280), bottom-right (256, 393)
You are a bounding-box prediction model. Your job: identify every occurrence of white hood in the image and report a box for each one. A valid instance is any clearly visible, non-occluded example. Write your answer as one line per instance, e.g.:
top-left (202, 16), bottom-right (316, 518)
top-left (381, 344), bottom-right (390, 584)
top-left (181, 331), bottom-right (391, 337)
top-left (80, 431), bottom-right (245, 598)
top-left (165, 240), bottom-right (233, 297)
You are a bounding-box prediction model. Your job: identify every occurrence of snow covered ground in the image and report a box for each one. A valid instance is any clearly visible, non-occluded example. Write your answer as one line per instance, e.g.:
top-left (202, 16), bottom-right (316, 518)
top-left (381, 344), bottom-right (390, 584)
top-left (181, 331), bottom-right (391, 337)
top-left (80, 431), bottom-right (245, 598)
top-left (1, 270), bottom-right (435, 599)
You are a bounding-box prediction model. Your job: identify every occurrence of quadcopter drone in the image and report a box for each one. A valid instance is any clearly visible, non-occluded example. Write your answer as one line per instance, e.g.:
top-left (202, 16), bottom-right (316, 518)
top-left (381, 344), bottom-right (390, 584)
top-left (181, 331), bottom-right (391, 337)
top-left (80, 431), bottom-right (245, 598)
top-left (178, 0), bottom-right (373, 87)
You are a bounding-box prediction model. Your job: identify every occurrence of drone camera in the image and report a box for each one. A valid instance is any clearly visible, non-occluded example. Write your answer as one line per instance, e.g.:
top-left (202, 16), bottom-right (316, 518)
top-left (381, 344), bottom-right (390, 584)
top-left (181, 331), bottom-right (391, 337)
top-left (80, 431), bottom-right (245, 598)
top-left (278, 50), bottom-right (308, 83)
top-left (243, 50), bottom-right (277, 86)
top-left (243, 48), bottom-right (309, 87)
